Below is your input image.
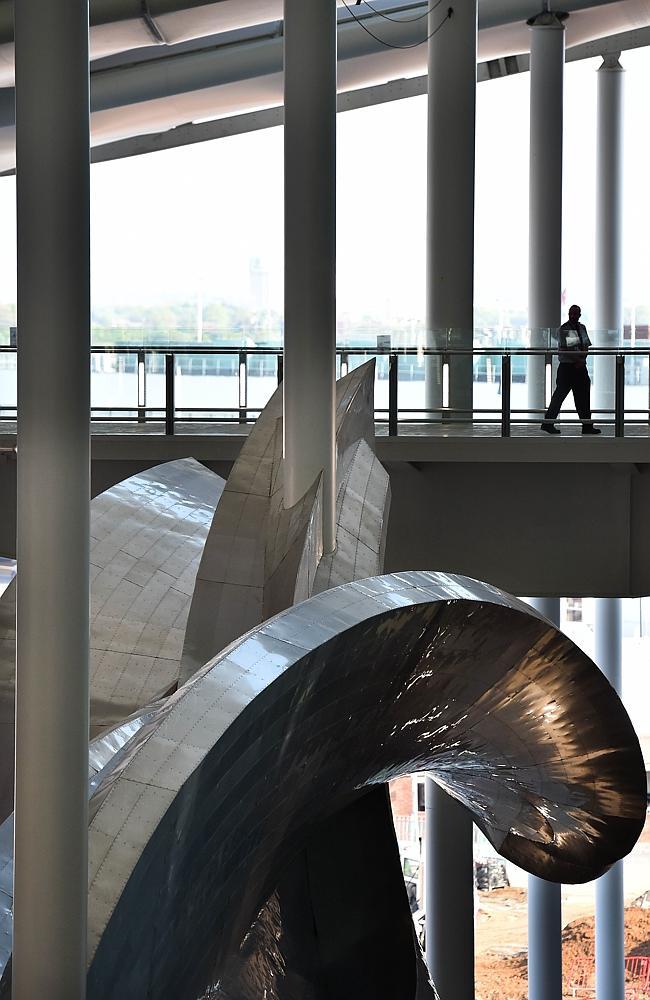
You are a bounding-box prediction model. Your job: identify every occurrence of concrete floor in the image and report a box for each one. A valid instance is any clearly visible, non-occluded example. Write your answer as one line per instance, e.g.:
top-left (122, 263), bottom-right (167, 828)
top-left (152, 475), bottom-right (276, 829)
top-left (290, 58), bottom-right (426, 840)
top-left (1, 418), bottom-right (649, 438)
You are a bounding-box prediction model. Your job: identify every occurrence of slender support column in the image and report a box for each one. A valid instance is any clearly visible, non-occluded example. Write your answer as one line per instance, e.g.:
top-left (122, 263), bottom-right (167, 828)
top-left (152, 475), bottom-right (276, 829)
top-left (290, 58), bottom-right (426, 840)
top-left (13, 1), bottom-right (90, 997)
top-left (594, 598), bottom-right (624, 1000)
top-left (527, 597), bottom-right (562, 1000)
top-left (425, 0), bottom-right (477, 421)
top-left (528, 13), bottom-right (566, 419)
top-left (425, 778), bottom-right (475, 999)
top-left (283, 0), bottom-right (336, 551)
top-left (593, 56), bottom-right (624, 420)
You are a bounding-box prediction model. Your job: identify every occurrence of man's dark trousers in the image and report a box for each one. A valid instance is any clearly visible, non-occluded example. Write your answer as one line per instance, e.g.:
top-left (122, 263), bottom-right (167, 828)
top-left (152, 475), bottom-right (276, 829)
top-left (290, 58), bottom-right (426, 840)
top-left (544, 363), bottom-right (592, 422)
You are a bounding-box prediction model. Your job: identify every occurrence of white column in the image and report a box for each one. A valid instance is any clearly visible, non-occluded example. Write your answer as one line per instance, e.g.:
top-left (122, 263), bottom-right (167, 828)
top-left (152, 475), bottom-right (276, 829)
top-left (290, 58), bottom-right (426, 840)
top-left (528, 13), bottom-right (566, 419)
top-left (13, 1), bottom-right (90, 997)
top-left (425, 0), bottom-right (477, 421)
top-left (527, 597), bottom-right (563, 1000)
top-left (283, 0), bottom-right (336, 551)
top-left (425, 778), bottom-right (475, 999)
top-left (593, 56), bottom-right (624, 420)
top-left (594, 598), bottom-right (624, 1000)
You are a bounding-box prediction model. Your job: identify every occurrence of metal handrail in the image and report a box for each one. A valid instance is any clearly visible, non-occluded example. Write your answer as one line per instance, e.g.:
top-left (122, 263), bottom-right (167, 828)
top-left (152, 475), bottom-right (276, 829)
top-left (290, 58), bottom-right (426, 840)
top-left (0, 345), bottom-right (649, 355)
top-left (0, 344), bottom-right (648, 438)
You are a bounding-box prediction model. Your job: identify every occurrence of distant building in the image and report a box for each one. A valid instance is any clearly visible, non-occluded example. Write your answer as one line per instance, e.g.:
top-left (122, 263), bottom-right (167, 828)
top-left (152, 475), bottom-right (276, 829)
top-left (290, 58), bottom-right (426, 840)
top-left (249, 256), bottom-right (269, 313)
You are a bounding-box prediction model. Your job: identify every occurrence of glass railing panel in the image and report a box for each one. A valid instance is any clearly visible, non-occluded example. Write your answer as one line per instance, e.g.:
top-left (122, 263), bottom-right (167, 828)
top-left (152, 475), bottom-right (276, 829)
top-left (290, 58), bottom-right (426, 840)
top-left (90, 351), bottom-right (138, 418)
top-left (624, 351), bottom-right (650, 424)
top-left (472, 354), bottom-right (503, 423)
top-left (496, 352), bottom-right (551, 426)
top-left (92, 328), bottom-right (175, 350)
top-left (0, 349), bottom-right (16, 422)
top-left (29, 341), bottom-right (649, 434)
top-left (246, 354), bottom-right (280, 411)
top-left (510, 353), bottom-right (543, 425)
top-left (374, 353), bottom-right (389, 419)
top-left (589, 353), bottom-right (616, 426)
top-left (142, 352), bottom-right (165, 418)
top-left (174, 354), bottom-right (239, 421)
top-left (398, 353), bottom-right (427, 422)
top-left (444, 328), bottom-right (473, 353)
top-left (91, 327), bottom-right (271, 351)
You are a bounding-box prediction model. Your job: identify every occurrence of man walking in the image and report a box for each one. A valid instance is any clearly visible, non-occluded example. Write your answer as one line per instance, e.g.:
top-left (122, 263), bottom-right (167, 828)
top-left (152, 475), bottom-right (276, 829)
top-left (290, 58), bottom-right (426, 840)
top-left (540, 304), bottom-right (601, 434)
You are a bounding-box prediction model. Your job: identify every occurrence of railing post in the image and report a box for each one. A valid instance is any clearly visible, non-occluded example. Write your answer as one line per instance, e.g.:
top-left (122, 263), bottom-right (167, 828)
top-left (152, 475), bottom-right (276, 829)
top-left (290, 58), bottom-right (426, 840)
top-left (544, 350), bottom-right (552, 409)
top-left (614, 353), bottom-right (625, 437)
top-left (137, 348), bottom-right (146, 424)
top-left (277, 352), bottom-right (283, 387)
top-left (442, 351), bottom-right (449, 420)
top-left (501, 353), bottom-right (511, 437)
top-left (165, 352), bottom-right (175, 436)
top-left (340, 350), bottom-right (349, 378)
top-left (239, 349), bottom-right (247, 424)
top-left (389, 351), bottom-right (398, 436)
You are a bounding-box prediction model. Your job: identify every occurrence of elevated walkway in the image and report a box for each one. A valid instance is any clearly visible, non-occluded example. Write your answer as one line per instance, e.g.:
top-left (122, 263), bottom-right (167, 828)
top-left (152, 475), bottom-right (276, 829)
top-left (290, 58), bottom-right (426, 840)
top-left (1, 421), bottom-right (649, 598)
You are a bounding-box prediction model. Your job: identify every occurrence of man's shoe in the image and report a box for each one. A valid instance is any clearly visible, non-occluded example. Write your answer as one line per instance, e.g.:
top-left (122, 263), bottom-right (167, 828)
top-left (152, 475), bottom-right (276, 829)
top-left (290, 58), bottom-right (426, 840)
top-left (541, 422), bottom-right (560, 434)
top-left (582, 424), bottom-right (601, 435)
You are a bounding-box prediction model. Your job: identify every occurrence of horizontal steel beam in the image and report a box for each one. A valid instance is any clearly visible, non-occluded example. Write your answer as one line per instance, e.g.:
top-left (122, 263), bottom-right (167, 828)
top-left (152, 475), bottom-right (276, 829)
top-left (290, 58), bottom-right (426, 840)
top-left (79, 25), bottom-right (649, 166)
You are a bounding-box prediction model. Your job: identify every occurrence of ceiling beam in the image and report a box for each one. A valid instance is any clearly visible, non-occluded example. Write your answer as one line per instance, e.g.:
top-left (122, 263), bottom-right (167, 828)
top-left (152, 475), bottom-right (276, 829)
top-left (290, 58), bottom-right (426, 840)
top-left (80, 24), bottom-right (650, 167)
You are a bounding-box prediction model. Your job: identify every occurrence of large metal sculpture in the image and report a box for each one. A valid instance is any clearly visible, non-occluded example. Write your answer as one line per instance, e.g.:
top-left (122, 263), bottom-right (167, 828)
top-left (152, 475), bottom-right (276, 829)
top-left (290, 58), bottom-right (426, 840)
top-left (0, 367), bottom-right (645, 999)
top-left (0, 574), bottom-right (639, 998)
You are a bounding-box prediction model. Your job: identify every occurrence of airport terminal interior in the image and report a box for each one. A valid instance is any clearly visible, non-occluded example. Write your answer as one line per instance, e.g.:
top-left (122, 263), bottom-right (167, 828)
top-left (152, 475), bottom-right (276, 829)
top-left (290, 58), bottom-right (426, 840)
top-left (0, 0), bottom-right (649, 997)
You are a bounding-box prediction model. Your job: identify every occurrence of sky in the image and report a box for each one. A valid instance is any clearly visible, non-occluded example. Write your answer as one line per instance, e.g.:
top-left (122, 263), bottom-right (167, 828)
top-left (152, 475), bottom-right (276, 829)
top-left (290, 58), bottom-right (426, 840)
top-left (0, 46), bottom-right (650, 326)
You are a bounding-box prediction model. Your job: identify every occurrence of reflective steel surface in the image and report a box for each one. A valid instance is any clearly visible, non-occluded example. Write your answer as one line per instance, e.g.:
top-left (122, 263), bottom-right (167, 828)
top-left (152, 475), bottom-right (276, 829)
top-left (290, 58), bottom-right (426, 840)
top-left (88, 457), bottom-right (222, 728)
top-left (0, 458), bottom-right (223, 822)
top-left (66, 572), bottom-right (645, 1000)
top-left (181, 361), bottom-right (390, 681)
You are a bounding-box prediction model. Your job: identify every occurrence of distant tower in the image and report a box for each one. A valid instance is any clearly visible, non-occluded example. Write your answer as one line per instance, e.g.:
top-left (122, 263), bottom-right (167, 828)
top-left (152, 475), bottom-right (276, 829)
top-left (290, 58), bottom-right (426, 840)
top-left (249, 257), bottom-right (269, 313)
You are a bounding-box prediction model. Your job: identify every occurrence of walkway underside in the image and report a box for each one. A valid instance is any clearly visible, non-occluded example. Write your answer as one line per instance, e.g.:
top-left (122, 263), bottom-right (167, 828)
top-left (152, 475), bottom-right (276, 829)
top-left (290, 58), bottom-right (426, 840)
top-left (1, 428), bottom-right (646, 597)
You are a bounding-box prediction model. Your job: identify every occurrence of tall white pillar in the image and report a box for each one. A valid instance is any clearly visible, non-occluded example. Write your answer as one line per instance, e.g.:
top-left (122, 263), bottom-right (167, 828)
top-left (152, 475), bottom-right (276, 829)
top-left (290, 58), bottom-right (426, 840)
top-left (528, 12), bottom-right (566, 420)
top-left (594, 598), bottom-right (624, 1000)
top-left (593, 56), bottom-right (624, 420)
top-left (425, 778), bottom-right (475, 999)
top-left (13, 1), bottom-right (90, 997)
top-left (425, 26), bottom-right (478, 943)
top-left (527, 597), bottom-right (563, 1000)
top-left (425, 0), bottom-right (477, 421)
top-left (283, 0), bottom-right (336, 551)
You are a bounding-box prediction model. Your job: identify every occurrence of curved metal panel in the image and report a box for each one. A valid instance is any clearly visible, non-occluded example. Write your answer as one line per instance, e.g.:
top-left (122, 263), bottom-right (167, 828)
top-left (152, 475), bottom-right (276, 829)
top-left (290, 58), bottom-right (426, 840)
top-left (71, 572), bottom-right (644, 1000)
top-left (181, 362), bottom-right (389, 682)
top-left (315, 365), bottom-right (391, 592)
top-left (88, 457), bottom-right (223, 728)
top-left (0, 458), bottom-right (223, 822)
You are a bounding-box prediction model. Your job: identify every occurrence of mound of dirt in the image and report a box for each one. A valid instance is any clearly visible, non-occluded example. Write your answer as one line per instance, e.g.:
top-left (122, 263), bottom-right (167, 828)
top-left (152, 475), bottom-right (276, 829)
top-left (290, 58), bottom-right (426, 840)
top-left (475, 904), bottom-right (650, 1000)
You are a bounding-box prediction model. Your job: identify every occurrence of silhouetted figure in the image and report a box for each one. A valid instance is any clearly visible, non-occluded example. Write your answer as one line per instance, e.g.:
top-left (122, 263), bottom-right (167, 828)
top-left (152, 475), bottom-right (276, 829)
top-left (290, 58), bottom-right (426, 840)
top-left (541, 304), bottom-right (601, 434)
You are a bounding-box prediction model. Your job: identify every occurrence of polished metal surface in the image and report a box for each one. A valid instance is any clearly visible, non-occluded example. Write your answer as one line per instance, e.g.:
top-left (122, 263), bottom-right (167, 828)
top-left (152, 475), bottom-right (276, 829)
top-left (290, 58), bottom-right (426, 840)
top-left (0, 561), bottom-right (14, 602)
top-left (181, 361), bottom-right (390, 681)
top-left (314, 356), bottom-right (391, 591)
top-left (88, 457), bottom-right (222, 728)
top-left (53, 571), bottom-right (645, 1000)
top-left (0, 458), bottom-right (223, 822)
top-left (313, 436), bottom-right (390, 591)
top-left (179, 380), bottom-right (318, 682)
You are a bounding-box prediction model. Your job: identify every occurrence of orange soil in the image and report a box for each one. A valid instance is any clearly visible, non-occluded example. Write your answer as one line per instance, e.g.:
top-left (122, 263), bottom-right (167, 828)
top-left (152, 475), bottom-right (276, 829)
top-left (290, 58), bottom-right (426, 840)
top-left (475, 901), bottom-right (650, 1000)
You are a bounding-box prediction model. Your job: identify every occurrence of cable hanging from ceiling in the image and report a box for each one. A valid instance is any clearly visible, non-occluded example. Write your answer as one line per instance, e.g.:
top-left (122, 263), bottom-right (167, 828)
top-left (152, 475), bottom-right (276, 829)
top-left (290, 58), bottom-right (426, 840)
top-left (351, 0), bottom-right (445, 24)
top-left (340, 0), bottom-right (453, 49)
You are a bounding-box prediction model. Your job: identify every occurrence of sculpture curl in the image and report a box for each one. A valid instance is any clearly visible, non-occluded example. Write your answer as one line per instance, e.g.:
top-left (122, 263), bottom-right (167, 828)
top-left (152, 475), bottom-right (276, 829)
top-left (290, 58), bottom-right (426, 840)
top-left (78, 572), bottom-right (645, 1000)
